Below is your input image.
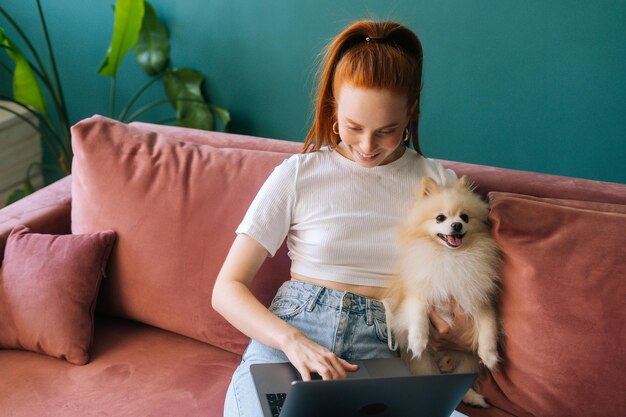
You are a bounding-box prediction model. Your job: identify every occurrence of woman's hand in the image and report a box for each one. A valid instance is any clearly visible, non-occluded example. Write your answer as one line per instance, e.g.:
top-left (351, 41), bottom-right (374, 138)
top-left (279, 330), bottom-right (359, 381)
top-left (427, 298), bottom-right (476, 352)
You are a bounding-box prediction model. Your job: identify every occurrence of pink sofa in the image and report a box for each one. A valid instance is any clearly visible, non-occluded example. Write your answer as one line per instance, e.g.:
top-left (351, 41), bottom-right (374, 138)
top-left (1, 116), bottom-right (624, 417)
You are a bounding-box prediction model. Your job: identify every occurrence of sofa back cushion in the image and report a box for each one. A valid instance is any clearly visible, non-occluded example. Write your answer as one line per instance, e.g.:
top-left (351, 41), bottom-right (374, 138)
top-left (442, 160), bottom-right (626, 205)
top-left (130, 121), bottom-right (302, 153)
top-left (484, 192), bottom-right (626, 417)
top-left (134, 121), bottom-right (626, 206)
top-left (71, 116), bottom-right (295, 355)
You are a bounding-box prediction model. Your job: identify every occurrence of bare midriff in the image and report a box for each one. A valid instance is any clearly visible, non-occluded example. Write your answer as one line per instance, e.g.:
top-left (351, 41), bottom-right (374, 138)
top-left (290, 272), bottom-right (388, 300)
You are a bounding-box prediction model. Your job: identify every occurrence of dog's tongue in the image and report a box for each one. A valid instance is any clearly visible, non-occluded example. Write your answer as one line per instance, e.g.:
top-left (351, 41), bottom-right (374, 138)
top-left (447, 235), bottom-right (463, 247)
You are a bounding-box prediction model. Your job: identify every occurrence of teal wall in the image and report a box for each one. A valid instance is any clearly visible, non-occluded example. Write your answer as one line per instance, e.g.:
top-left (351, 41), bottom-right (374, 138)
top-left (2, 0), bottom-right (625, 183)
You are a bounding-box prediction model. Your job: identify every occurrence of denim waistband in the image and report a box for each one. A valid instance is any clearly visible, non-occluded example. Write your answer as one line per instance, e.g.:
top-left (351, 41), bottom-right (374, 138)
top-left (277, 280), bottom-right (387, 317)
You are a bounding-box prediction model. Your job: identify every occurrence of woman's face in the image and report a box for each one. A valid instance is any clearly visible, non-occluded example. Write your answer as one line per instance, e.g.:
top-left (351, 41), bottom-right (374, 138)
top-left (335, 84), bottom-right (411, 168)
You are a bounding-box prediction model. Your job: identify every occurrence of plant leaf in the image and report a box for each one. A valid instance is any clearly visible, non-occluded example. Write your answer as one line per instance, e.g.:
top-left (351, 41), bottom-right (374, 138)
top-left (209, 104), bottom-right (231, 131)
top-left (164, 68), bottom-right (214, 130)
top-left (0, 29), bottom-right (47, 114)
top-left (134, 1), bottom-right (169, 75)
top-left (98, 0), bottom-right (145, 77)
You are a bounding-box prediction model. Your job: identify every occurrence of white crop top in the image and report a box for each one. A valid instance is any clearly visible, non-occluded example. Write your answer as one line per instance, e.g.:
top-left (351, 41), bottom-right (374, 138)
top-left (236, 147), bottom-right (457, 287)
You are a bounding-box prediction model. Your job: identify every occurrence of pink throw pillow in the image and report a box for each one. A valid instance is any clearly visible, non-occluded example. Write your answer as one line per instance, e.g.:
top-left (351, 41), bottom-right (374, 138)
top-left (0, 225), bottom-right (116, 365)
top-left (483, 192), bottom-right (626, 417)
top-left (71, 116), bottom-right (293, 355)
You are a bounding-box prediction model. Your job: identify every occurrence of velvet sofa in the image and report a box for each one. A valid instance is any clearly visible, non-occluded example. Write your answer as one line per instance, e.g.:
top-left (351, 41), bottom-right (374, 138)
top-left (1, 115), bottom-right (624, 417)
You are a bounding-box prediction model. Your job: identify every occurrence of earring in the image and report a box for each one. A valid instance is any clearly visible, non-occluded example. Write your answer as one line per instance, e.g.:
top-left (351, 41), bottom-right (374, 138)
top-left (332, 121), bottom-right (339, 135)
top-left (403, 127), bottom-right (410, 144)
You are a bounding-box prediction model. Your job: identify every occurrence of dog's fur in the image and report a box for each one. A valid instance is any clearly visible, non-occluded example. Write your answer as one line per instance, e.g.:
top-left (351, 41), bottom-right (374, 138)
top-left (384, 175), bottom-right (502, 408)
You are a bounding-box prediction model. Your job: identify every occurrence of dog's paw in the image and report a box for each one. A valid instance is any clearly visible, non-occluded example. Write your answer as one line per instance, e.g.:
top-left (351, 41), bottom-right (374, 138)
top-left (463, 388), bottom-right (490, 409)
top-left (478, 348), bottom-right (499, 370)
top-left (406, 328), bottom-right (428, 359)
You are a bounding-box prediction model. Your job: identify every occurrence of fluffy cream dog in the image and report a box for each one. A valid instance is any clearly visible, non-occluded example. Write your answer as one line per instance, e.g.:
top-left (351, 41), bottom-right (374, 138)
top-left (385, 175), bottom-right (501, 408)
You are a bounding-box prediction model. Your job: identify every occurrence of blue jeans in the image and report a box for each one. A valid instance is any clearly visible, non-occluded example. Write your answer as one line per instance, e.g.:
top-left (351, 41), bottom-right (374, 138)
top-left (223, 280), bottom-right (398, 417)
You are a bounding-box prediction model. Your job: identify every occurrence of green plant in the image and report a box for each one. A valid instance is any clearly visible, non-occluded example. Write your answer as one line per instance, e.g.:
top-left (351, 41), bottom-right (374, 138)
top-left (0, 0), bottom-right (230, 206)
top-left (99, 0), bottom-right (230, 130)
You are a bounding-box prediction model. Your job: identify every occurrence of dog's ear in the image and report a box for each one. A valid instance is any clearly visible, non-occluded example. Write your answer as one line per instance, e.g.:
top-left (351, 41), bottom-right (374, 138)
top-left (454, 175), bottom-right (472, 192)
top-left (419, 176), bottom-right (442, 197)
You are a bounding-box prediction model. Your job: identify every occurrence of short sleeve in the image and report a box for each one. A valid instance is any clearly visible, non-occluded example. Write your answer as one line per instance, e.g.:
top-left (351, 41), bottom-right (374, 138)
top-left (423, 157), bottom-right (457, 186)
top-left (235, 156), bottom-right (297, 257)
top-left (440, 165), bottom-right (458, 187)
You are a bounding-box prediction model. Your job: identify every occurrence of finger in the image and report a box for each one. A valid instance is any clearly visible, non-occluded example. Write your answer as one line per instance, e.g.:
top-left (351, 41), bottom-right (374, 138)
top-left (428, 308), bottom-right (450, 334)
top-left (327, 358), bottom-right (352, 379)
top-left (317, 364), bottom-right (339, 381)
top-left (297, 366), bottom-right (312, 382)
top-left (339, 358), bottom-right (360, 371)
top-left (449, 297), bottom-right (466, 318)
top-left (326, 355), bottom-right (348, 379)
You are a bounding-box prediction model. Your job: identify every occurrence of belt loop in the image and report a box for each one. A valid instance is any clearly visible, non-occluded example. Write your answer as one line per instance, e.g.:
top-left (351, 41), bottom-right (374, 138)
top-left (306, 286), bottom-right (324, 312)
top-left (366, 298), bottom-right (373, 325)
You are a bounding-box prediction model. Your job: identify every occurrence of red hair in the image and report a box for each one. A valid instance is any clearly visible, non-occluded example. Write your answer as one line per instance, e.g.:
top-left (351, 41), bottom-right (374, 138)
top-left (304, 20), bottom-right (424, 154)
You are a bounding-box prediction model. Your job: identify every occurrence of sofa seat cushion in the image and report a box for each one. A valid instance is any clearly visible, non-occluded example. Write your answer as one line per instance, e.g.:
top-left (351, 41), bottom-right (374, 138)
top-left (0, 315), bottom-right (240, 417)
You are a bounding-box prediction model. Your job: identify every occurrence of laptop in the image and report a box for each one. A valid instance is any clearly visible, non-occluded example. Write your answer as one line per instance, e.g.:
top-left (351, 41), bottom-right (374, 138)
top-left (250, 357), bottom-right (476, 417)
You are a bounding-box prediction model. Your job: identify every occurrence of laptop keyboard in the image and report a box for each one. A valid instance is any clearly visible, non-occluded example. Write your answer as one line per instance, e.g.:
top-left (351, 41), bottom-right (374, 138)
top-left (265, 393), bottom-right (287, 417)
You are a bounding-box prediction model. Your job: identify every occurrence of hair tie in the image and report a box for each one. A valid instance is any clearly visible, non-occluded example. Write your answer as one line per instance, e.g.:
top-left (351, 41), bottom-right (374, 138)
top-left (365, 36), bottom-right (388, 44)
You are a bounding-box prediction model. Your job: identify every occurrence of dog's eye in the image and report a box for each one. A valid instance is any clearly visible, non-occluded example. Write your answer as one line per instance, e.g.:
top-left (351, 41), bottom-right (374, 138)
top-left (460, 213), bottom-right (469, 223)
top-left (436, 214), bottom-right (447, 223)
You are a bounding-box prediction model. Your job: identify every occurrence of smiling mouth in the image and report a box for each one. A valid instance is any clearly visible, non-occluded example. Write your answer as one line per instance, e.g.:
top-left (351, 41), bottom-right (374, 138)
top-left (356, 151), bottom-right (380, 161)
top-left (437, 233), bottom-right (465, 248)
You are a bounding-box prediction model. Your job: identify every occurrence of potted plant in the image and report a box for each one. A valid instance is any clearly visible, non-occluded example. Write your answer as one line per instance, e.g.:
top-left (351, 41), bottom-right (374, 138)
top-left (0, 0), bottom-right (229, 206)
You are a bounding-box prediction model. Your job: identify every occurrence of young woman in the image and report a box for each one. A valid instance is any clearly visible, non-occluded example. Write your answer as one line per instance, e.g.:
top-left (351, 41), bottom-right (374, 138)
top-left (213, 20), bottom-right (476, 417)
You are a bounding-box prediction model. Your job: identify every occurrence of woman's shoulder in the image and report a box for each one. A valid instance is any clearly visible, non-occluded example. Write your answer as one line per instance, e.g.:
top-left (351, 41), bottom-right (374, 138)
top-left (281, 147), bottom-right (336, 169)
top-left (405, 149), bottom-right (457, 186)
top-left (269, 148), bottom-right (335, 181)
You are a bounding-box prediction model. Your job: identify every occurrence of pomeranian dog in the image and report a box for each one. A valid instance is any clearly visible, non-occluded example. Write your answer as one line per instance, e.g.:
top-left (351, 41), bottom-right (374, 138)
top-left (384, 175), bottom-right (501, 408)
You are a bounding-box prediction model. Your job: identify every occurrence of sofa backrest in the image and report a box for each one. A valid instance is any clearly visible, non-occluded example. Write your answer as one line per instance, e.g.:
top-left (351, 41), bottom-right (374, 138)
top-left (442, 159), bottom-right (626, 205)
top-left (72, 116), bottom-right (299, 355)
top-left (71, 116), bottom-right (625, 357)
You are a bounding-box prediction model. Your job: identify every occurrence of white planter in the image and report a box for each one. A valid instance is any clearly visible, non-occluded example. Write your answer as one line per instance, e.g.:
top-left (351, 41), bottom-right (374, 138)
top-left (0, 101), bottom-right (43, 204)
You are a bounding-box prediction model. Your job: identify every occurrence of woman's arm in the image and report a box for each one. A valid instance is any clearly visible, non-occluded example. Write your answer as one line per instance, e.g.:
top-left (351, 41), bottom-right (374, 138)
top-left (211, 234), bottom-right (358, 381)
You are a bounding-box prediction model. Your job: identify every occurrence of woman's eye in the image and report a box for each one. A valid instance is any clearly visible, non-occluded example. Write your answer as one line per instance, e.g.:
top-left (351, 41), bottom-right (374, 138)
top-left (436, 214), bottom-right (447, 223)
top-left (348, 126), bottom-right (361, 132)
top-left (460, 214), bottom-right (469, 223)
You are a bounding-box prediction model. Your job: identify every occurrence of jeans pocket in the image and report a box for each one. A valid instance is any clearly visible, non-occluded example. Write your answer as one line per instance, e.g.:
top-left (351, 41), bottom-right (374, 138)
top-left (373, 318), bottom-right (388, 344)
top-left (269, 294), bottom-right (308, 320)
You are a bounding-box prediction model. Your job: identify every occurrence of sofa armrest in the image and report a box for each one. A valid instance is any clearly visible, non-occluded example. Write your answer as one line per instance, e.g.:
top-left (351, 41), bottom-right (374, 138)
top-left (0, 175), bottom-right (72, 261)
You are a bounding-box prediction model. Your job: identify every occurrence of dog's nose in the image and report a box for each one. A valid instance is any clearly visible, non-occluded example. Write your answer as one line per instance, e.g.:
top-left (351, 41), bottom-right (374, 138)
top-left (451, 222), bottom-right (463, 233)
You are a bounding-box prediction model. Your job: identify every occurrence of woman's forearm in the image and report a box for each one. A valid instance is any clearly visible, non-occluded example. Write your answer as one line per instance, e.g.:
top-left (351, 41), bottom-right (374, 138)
top-left (212, 279), bottom-right (301, 351)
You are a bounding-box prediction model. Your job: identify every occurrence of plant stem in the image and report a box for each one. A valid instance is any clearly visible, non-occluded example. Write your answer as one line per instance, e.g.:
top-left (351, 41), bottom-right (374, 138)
top-left (36, 0), bottom-right (71, 145)
top-left (0, 6), bottom-right (53, 87)
top-left (0, 4), bottom-right (70, 156)
top-left (126, 98), bottom-right (208, 122)
top-left (0, 95), bottom-right (64, 152)
top-left (0, 58), bottom-right (13, 74)
top-left (1, 44), bottom-right (59, 105)
top-left (118, 72), bottom-right (165, 122)
top-left (0, 103), bottom-right (63, 163)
